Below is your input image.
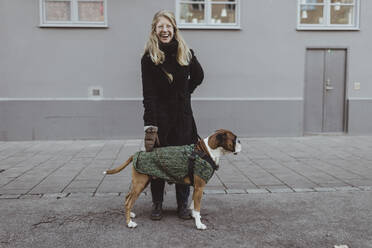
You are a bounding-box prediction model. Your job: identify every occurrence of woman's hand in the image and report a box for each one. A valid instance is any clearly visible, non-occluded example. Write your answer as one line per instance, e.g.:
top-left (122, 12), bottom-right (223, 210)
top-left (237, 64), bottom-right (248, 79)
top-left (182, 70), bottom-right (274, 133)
top-left (144, 127), bottom-right (160, 152)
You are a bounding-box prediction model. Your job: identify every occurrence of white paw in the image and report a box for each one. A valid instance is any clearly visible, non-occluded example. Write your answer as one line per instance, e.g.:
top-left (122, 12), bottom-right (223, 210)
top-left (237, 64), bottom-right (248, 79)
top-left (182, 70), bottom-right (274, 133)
top-left (189, 200), bottom-right (194, 211)
top-left (127, 220), bottom-right (137, 228)
top-left (191, 209), bottom-right (199, 219)
top-left (130, 212), bottom-right (136, 218)
top-left (103, 171), bottom-right (107, 175)
top-left (196, 223), bottom-right (207, 230)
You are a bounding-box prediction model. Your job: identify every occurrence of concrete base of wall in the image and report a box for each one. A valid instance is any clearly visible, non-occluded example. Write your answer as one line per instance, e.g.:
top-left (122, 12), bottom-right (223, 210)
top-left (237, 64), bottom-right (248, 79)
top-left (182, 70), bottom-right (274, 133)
top-left (348, 98), bottom-right (372, 135)
top-left (1, 99), bottom-right (304, 141)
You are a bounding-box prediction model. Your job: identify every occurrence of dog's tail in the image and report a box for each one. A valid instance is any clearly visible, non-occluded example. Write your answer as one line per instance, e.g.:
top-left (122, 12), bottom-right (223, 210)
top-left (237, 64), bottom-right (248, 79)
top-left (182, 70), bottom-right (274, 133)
top-left (103, 156), bottom-right (134, 175)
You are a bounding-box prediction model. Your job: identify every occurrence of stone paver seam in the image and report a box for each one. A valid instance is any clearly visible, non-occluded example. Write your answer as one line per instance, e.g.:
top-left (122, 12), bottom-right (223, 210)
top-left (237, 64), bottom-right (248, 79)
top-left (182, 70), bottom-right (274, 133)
top-left (226, 157), bottom-right (259, 188)
top-left (24, 155), bottom-right (94, 195)
top-left (240, 152), bottom-right (296, 189)
top-left (323, 158), bottom-right (371, 180)
top-left (2, 184), bottom-right (372, 199)
top-left (298, 137), bottom-right (364, 162)
top-left (0, 144), bottom-right (45, 171)
top-left (279, 156), bottom-right (360, 189)
top-left (21, 141), bottom-right (89, 193)
top-left (357, 158), bottom-right (372, 168)
top-left (273, 159), bottom-right (322, 187)
top-left (0, 142), bottom-right (38, 163)
top-left (93, 141), bottom-right (126, 196)
top-left (260, 141), bottom-right (300, 159)
top-left (339, 138), bottom-right (372, 158)
top-left (261, 139), bottom-right (360, 188)
top-left (243, 137), bottom-right (364, 190)
top-left (60, 141), bottom-right (107, 194)
top-left (0, 142), bottom-right (13, 152)
top-left (260, 143), bottom-right (323, 186)
top-left (0, 143), bottom-right (71, 189)
top-left (248, 157), bottom-right (294, 191)
top-left (264, 138), bottom-right (332, 160)
top-left (298, 158), bottom-right (356, 188)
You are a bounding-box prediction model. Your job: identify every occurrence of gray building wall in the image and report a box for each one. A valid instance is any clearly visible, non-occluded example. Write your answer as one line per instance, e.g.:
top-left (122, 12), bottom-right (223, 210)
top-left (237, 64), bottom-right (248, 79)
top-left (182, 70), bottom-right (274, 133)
top-left (0, 0), bottom-right (371, 140)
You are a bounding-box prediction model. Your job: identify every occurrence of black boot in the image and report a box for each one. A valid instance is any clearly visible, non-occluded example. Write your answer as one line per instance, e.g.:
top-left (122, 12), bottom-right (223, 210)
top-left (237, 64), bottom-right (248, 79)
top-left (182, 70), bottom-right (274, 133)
top-left (177, 204), bottom-right (192, 220)
top-left (175, 183), bottom-right (191, 219)
top-left (150, 178), bottom-right (165, 220)
top-left (151, 202), bottom-right (162, 220)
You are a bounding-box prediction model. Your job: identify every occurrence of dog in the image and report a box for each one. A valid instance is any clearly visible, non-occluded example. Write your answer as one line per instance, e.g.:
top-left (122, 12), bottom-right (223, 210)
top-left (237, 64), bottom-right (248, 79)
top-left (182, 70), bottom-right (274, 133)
top-left (103, 129), bottom-right (242, 230)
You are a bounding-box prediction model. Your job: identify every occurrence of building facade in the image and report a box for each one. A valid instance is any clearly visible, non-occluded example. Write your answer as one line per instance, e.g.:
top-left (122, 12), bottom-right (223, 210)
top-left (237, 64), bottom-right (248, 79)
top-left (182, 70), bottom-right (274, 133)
top-left (0, 0), bottom-right (371, 141)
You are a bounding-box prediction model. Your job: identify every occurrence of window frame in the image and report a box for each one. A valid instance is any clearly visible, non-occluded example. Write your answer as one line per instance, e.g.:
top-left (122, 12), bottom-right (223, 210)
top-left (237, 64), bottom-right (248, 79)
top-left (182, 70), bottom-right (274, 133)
top-left (297, 0), bottom-right (360, 30)
top-left (176, 0), bottom-right (241, 30)
top-left (39, 0), bottom-right (108, 28)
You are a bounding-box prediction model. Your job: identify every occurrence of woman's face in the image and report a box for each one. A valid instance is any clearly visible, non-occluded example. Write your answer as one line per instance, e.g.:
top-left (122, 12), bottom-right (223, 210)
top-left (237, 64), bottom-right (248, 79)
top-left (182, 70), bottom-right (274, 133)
top-left (155, 16), bottom-right (174, 44)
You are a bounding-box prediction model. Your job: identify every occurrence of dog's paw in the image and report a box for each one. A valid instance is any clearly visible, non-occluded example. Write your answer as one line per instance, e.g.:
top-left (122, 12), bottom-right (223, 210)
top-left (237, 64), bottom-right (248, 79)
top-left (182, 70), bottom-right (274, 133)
top-left (191, 209), bottom-right (199, 218)
top-left (196, 223), bottom-right (207, 230)
top-left (127, 220), bottom-right (137, 228)
top-left (130, 212), bottom-right (136, 218)
top-left (103, 171), bottom-right (107, 175)
top-left (189, 200), bottom-right (194, 211)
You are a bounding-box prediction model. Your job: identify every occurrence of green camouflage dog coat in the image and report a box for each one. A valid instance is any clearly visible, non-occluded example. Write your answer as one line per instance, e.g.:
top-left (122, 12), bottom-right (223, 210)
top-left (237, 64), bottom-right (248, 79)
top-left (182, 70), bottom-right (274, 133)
top-left (132, 144), bottom-right (215, 185)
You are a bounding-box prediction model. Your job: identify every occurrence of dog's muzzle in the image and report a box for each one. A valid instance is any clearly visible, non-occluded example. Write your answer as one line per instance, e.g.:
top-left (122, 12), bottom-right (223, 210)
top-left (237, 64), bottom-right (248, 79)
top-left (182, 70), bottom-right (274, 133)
top-left (233, 140), bottom-right (242, 155)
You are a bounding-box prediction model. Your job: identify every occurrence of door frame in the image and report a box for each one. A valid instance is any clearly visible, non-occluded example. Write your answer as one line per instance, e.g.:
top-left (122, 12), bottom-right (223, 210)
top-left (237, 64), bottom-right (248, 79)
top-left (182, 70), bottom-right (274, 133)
top-left (303, 47), bottom-right (349, 135)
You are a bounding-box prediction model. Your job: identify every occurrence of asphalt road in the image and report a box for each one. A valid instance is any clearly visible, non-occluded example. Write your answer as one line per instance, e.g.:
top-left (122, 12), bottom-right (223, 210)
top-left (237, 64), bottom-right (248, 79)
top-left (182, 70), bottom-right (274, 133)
top-left (1, 191), bottom-right (371, 248)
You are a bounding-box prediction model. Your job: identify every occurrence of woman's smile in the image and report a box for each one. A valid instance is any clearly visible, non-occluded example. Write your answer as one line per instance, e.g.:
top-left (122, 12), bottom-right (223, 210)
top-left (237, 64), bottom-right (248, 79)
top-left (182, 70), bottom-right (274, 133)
top-left (156, 16), bottom-right (174, 43)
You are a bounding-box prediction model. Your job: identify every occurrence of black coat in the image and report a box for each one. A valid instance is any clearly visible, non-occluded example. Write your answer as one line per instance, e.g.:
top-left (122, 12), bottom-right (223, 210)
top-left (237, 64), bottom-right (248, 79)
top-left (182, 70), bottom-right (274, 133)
top-left (141, 41), bottom-right (204, 147)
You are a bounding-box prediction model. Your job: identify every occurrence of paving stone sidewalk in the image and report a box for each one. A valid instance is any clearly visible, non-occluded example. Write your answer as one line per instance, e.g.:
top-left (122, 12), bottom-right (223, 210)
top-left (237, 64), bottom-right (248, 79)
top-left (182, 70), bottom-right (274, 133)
top-left (0, 135), bottom-right (372, 199)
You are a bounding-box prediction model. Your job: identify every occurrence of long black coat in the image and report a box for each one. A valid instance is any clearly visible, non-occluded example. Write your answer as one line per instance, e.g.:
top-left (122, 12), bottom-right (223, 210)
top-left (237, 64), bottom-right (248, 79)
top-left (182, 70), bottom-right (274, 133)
top-left (141, 41), bottom-right (204, 147)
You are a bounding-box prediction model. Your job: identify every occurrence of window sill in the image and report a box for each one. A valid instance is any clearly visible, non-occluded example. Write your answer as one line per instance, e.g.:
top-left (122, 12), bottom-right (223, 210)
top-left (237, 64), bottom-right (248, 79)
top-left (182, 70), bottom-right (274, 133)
top-left (39, 23), bottom-right (108, 28)
top-left (297, 26), bottom-right (360, 31)
top-left (178, 24), bottom-right (241, 30)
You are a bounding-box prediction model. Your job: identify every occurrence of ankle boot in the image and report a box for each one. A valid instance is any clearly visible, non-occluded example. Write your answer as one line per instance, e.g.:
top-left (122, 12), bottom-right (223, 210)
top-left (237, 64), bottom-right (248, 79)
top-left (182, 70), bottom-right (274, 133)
top-left (151, 202), bottom-right (162, 220)
top-left (177, 204), bottom-right (192, 220)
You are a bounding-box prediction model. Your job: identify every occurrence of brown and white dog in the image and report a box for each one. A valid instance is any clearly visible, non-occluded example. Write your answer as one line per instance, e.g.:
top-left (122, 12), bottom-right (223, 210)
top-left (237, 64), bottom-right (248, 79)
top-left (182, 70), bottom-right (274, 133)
top-left (103, 129), bottom-right (242, 230)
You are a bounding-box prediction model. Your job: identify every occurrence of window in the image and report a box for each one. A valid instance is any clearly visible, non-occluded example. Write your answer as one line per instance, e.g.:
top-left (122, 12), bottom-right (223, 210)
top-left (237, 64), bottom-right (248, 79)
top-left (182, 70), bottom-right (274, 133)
top-left (176, 0), bottom-right (240, 29)
top-left (297, 0), bottom-right (360, 30)
top-left (39, 0), bottom-right (107, 27)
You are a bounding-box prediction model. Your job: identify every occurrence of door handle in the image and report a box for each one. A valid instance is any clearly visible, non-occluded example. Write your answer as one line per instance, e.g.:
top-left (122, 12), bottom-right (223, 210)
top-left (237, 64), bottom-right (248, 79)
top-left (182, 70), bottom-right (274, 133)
top-left (325, 79), bottom-right (334, 91)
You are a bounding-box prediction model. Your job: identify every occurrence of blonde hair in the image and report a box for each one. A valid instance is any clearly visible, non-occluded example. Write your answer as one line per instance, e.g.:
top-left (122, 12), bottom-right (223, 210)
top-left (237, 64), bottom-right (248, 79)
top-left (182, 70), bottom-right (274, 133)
top-left (144, 10), bottom-right (192, 66)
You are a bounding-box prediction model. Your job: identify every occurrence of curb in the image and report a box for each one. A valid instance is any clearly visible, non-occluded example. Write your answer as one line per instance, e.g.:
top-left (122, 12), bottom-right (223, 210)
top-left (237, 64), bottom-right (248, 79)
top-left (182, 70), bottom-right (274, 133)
top-left (1, 185), bottom-right (371, 199)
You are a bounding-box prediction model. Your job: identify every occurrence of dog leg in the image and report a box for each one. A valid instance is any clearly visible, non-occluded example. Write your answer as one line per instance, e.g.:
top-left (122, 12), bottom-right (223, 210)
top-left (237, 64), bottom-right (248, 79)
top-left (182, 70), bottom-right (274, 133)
top-left (192, 187), bottom-right (206, 230)
top-left (192, 210), bottom-right (205, 230)
top-left (125, 191), bottom-right (138, 228)
top-left (189, 200), bottom-right (194, 211)
top-left (192, 176), bottom-right (206, 230)
top-left (125, 168), bottom-right (150, 228)
top-left (125, 190), bottom-right (142, 228)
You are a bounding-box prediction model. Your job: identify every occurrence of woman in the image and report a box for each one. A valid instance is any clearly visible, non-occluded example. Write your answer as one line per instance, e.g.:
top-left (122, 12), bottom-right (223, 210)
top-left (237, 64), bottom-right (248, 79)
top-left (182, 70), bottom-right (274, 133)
top-left (141, 10), bottom-right (204, 220)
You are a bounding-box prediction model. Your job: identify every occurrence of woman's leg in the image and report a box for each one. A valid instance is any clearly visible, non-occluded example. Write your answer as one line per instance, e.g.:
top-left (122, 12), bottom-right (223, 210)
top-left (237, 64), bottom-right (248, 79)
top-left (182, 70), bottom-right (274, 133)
top-left (150, 178), bottom-right (165, 220)
top-left (175, 183), bottom-right (191, 219)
